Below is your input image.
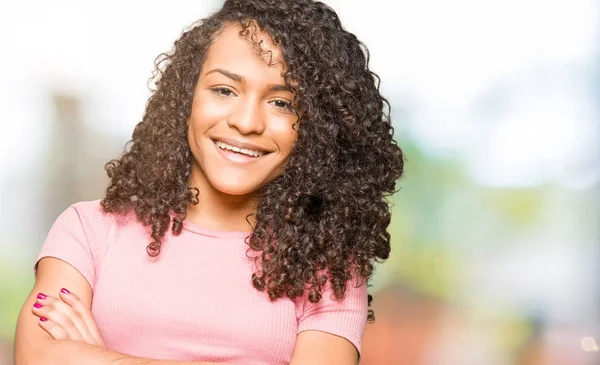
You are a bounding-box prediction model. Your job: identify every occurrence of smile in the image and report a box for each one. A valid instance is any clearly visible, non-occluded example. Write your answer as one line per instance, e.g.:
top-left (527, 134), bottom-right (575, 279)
top-left (212, 139), bottom-right (271, 163)
top-left (214, 140), bottom-right (266, 157)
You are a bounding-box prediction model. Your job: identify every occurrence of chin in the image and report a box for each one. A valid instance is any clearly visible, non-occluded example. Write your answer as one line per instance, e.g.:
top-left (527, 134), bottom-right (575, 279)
top-left (208, 175), bottom-right (264, 196)
top-left (216, 184), bottom-right (259, 196)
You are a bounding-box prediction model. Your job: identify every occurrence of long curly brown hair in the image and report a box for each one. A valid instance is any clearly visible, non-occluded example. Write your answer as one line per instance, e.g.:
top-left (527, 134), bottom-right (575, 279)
top-left (101, 0), bottom-right (404, 321)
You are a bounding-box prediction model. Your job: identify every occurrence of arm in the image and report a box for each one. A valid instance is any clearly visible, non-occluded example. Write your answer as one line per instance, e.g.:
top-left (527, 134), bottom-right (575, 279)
top-left (61, 331), bottom-right (357, 365)
top-left (289, 273), bottom-right (368, 365)
top-left (289, 330), bottom-right (358, 365)
top-left (21, 340), bottom-right (225, 365)
top-left (15, 257), bottom-right (227, 365)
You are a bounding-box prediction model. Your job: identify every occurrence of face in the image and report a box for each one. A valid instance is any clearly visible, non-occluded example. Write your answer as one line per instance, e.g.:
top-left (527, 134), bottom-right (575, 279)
top-left (187, 24), bottom-right (298, 197)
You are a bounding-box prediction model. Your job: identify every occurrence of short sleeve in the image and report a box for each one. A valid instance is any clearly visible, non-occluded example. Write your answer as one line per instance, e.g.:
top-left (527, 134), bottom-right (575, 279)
top-left (297, 277), bottom-right (369, 357)
top-left (35, 204), bottom-right (97, 290)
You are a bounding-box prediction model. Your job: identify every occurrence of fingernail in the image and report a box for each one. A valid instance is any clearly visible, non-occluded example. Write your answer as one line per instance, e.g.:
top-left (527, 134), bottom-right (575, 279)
top-left (37, 293), bottom-right (47, 300)
top-left (40, 317), bottom-right (48, 322)
top-left (60, 288), bottom-right (70, 294)
top-left (33, 303), bottom-right (43, 308)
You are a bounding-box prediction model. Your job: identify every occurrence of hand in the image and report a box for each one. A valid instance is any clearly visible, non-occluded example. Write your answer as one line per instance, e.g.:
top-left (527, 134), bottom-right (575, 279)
top-left (31, 288), bottom-right (105, 346)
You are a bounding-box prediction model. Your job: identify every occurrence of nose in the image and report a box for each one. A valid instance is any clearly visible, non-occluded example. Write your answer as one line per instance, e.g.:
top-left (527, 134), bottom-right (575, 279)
top-left (227, 96), bottom-right (265, 135)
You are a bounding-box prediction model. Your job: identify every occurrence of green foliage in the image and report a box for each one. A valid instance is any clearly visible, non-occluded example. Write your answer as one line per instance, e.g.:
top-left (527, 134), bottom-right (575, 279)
top-left (0, 259), bottom-right (33, 343)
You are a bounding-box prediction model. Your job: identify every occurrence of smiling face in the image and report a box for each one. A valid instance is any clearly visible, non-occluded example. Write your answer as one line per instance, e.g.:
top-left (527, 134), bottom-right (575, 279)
top-left (187, 23), bottom-right (298, 198)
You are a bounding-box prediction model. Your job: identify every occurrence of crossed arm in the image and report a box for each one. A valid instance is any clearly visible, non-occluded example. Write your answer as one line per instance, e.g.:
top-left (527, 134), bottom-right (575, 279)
top-left (14, 257), bottom-right (359, 365)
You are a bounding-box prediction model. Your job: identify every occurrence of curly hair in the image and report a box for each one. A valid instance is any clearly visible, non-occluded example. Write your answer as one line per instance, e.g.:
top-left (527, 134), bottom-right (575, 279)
top-left (102, 0), bottom-right (404, 322)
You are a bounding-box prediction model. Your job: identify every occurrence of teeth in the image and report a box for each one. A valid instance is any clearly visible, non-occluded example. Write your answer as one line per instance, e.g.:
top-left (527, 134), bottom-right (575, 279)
top-left (215, 140), bottom-right (264, 157)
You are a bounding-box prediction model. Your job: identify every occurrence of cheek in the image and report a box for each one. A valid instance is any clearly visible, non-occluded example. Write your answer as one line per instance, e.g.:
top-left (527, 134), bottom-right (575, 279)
top-left (271, 119), bottom-right (298, 157)
top-left (189, 93), bottom-right (230, 132)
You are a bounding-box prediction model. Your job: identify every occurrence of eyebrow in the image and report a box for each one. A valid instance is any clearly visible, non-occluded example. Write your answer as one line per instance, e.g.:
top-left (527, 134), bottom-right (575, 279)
top-left (205, 68), bottom-right (290, 92)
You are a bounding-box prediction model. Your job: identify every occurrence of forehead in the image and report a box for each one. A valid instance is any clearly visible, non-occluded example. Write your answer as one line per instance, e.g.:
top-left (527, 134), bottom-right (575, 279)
top-left (203, 23), bottom-right (285, 74)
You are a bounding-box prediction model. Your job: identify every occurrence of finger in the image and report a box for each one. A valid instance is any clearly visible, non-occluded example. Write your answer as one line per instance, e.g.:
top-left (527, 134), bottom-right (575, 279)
top-left (37, 293), bottom-right (94, 343)
top-left (37, 316), bottom-right (69, 340)
top-left (59, 288), bottom-right (104, 346)
top-left (33, 295), bottom-right (85, 342)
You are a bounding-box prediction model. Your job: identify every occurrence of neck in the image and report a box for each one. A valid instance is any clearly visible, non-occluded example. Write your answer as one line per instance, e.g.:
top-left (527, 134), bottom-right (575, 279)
top-left (185, 165), bottom-right (258, 232)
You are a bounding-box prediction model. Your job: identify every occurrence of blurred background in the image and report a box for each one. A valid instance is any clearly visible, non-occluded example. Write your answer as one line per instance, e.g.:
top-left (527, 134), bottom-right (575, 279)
top-left (1, 0), bottom-right (598, 364)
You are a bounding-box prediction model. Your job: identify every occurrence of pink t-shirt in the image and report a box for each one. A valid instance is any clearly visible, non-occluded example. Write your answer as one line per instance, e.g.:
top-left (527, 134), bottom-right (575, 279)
top-left (36, 200), bottom-right (368, 364)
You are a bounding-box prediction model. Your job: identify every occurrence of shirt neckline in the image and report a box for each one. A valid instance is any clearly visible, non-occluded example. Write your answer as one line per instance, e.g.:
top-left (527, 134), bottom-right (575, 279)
top-left (182, 219), bottom-right (253, 238)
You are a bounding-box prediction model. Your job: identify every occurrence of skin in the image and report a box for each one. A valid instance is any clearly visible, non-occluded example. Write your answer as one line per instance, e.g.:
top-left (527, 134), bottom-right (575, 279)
top-left (14, 24), bottom-right (358, 365)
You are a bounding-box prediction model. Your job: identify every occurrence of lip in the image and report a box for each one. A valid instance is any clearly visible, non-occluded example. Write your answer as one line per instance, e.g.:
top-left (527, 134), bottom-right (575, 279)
top-left (211, 137), bottom-right (271, 154)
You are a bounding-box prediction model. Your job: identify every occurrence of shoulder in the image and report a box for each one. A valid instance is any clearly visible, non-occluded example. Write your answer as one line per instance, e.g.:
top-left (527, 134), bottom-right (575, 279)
top-left (37, 200), bottom-right (145, 290)
top-left (296, 275), bottom-right (369, 357)
top-left (69, 199), bottom-right (113, 224)
top-left (67, 199), bottom-right (139, 234)
top-left (300, 275), bottom-right (368, 316)
top-left (53, 199), bottom-right (144, 256)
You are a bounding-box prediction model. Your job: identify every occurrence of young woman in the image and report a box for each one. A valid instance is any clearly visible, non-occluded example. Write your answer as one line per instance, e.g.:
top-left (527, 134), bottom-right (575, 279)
top-left (14, 0), bottom-right (404, 364)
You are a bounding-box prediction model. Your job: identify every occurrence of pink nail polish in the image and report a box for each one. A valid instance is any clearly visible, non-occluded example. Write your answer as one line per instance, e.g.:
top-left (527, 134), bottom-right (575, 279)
top-left (40, 317), bottom-right (48, 322)
top-left (33, 303), bottom-right (43, 308)
top-left (37, 293), bottom-right (47, 300)
top-left (60, 288), bottom-right (70, 294)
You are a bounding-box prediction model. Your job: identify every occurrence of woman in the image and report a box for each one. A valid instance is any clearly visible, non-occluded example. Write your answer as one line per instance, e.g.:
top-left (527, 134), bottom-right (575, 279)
top-left (15, 0), bottom-right (404, 364)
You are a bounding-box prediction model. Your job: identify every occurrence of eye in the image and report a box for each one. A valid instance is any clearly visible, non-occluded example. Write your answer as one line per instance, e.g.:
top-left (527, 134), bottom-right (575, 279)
top-left (270, 99), bottom-right (294, 112)
top-left (211, 86), bottom-right (236, 97)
